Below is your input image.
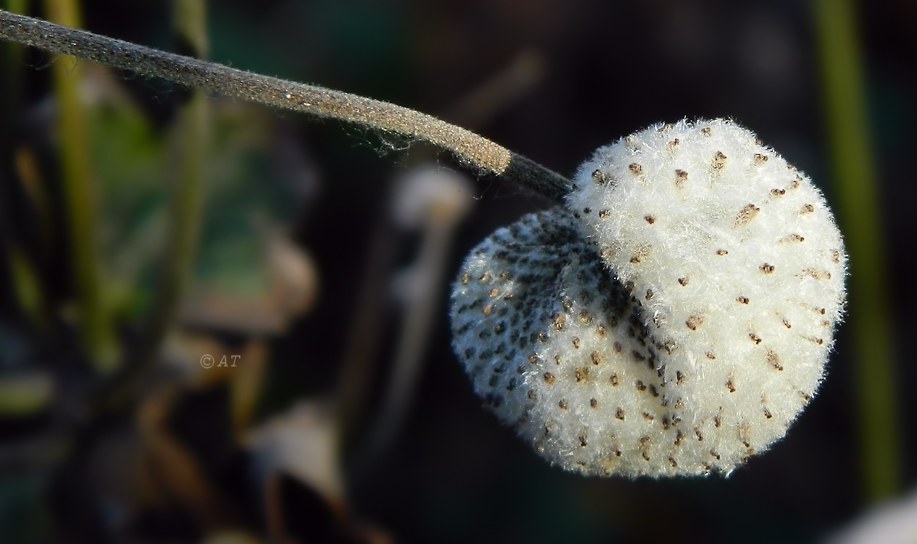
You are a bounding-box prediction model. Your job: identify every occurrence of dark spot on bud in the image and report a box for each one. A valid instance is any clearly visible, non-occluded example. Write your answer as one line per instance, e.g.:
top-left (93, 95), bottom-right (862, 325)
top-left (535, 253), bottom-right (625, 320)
top-left (686, 315), bottom-right (703, 330)
top-left (630, 245), bottom-right (651, 263)
top-left (735, 203), bottom-right (761, 226)
top-left (801, 268), bottom-right (831, 280)
top-left (766, 349), bottom-right (783, 371)
top-left (575, 368), bottom-right (589, 382)
top-left (713, 151), bottom-right (727, 170)
top-left (675, 169), bottom-right (688, 187)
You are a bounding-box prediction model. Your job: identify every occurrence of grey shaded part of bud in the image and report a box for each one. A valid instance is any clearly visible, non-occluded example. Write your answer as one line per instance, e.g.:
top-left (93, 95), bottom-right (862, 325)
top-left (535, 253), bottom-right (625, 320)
top-left (452, 208), bottom-right (703, 477)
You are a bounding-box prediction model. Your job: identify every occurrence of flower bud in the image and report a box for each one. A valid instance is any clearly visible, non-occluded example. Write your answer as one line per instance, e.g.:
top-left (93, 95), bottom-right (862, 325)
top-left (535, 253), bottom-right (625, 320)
top-left (451, 119), bottom-right (846, 477)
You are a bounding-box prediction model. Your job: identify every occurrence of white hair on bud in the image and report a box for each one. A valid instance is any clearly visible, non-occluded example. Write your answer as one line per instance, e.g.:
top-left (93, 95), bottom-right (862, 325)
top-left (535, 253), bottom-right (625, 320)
top-left (451, 119), bottom-right (846, 477)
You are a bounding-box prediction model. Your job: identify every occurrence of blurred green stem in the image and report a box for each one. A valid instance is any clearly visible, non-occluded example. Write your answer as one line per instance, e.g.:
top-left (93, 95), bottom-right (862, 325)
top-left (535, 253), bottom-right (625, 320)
top-left (108, 0), bottom-right (209, 408)
top-left (44, 0), bottom-right (117, 371)
top-left (146, 0), bottom-right (209, 363)
top-left (814, 0), bottom-right (900, 501)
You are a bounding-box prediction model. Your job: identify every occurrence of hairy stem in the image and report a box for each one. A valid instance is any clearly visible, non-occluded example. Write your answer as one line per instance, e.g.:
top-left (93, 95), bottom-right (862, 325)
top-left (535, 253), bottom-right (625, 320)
top-left (0, 9), bottom-right (572, 200)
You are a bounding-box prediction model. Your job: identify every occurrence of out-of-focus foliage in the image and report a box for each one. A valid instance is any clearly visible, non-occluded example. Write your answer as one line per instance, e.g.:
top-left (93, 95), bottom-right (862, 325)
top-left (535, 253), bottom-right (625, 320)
top-left (1, 1), bottom-right (915, 543)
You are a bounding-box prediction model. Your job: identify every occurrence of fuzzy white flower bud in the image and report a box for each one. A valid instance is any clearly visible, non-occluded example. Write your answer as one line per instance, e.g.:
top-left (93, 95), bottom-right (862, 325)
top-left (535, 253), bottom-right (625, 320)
top-left (450, 119), bottom-right (846, 477)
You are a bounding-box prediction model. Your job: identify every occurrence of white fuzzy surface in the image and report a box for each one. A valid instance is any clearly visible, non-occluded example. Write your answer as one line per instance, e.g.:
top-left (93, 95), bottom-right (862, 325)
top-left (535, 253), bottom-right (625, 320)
top-left (450, 119), bottom-right (846, 477)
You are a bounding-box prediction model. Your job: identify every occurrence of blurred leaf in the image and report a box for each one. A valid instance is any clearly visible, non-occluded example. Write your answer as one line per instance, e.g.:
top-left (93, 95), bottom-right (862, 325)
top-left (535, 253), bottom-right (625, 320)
top-left (82, 79), bottom-right (309, 322)
top-left (7, 245), bottom-right (43, 329)
top-left (0, 472), bottom-right (52, 544)
top-left (245, 401), bottom-right (344, 512)
top-left (230, 341), bottom-right (267, 437)
top-left (0, 372), bottom-right (53, 416)
top-left (201, 531), bottom-right (264, 544)
top-left (179, 221), bottom-right (317, 334)
top-left (137, 388), bottom-right (232, 529)
top-left (85, 68), bottom-right (169, 319)
top-left (192, 106), bottom-right (301, 298)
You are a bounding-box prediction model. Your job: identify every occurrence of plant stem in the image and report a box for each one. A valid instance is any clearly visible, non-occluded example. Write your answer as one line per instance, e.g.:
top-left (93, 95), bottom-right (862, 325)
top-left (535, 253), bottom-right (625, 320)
top-left (142, 0), bottom-right (210, 358)
top-left (102, 0), bottom-right (210, 410)
top-left (814, 0), bottom-right (900, 501)
top-left (43, 0), bottom-right (116, 371)
top-left (154, 0), bottom-right (208, 350)
top-left (0, 9), bottom-right (572, 200)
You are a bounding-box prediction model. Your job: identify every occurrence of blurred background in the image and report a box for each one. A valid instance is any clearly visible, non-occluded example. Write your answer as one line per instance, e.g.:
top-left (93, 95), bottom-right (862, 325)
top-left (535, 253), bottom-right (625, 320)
top-left (1, 0), bottom-right (915, 542)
